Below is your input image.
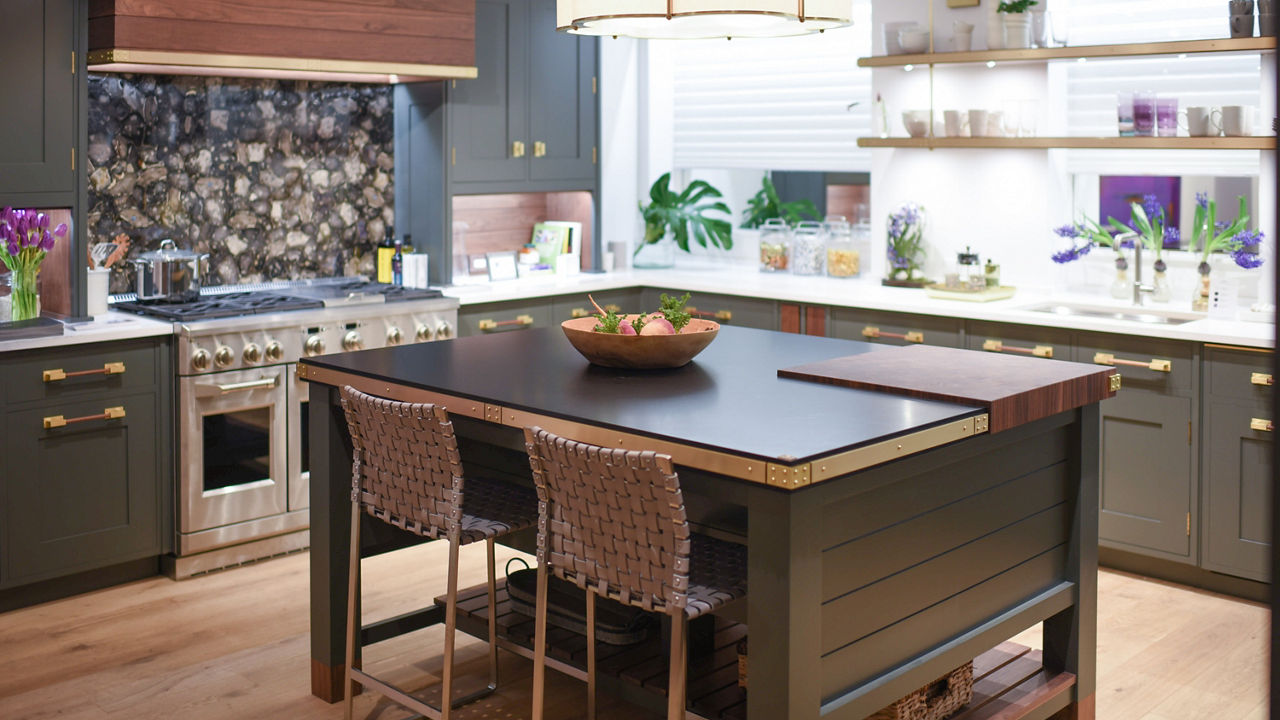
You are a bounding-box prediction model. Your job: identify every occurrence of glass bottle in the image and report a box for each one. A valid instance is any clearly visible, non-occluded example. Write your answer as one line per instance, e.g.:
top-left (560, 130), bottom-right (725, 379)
top-left (758, 219), bottom-right (791, 273)
top-left (957, 246), bottom-right (982, 290)
top-left (824, 216), bottom-right (859, 278)
top-left (791, 221), bottom-right (826, 276)
top-left (377, 226), bottom-right (396, 283)
top-left (1191, 261), bottom-right (1211, 312)
top-left (1151, 258), bottom-right (1171, 302)
top-left (1110, 252), bottom-right (1132, 300)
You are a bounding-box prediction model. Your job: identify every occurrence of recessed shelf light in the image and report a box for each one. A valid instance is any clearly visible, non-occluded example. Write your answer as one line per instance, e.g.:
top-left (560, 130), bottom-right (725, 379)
top-left (986, 60), bottom-right (996, 68)
top-left (904, 64), bottom-right (915, 71)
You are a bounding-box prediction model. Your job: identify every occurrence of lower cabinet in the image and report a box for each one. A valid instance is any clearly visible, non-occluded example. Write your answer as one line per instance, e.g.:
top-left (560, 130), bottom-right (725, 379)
top-left (829, 307), bottom-right (964, 347)
top-left (641, 288), bottom-right (778, 331)
top-left (549, 288), bottom-right (642, 323)
top-left (457, 298), bottom-right (554, 338)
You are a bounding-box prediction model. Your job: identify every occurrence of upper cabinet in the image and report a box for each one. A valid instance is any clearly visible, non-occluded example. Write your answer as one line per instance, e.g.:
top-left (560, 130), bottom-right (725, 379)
top-left (0, 0), bottom-right (76, 203)
top-left (449, 0), bottom-right (599, 192)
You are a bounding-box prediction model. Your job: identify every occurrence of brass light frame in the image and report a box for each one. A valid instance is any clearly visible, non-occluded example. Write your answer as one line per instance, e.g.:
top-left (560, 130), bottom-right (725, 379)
top-left (557, 0), bottom-right (852, 38)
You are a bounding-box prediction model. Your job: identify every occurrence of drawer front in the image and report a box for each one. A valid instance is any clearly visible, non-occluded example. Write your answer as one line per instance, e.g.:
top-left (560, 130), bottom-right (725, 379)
top-left (967, 321), bottom-right (1072, 361)
top-left (1075, 332), bottom-right (1194, 398)
top-left (4, 338), bottom-right (161, 406)
top-left (1204, 345), bottom-right (1275, 404)
top-left (457, 300), bottom-right (554, 338)
top-left (831, 308), bottom-right (963, 348)
top-left (642, 288), bottom-right (777, 331)
top-left (550, 288), bottom-right (643, 322)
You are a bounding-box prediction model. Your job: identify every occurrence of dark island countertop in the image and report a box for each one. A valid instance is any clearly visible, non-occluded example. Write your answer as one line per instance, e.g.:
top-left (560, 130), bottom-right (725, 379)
top-left (298, 325), bottom-right (982, 466)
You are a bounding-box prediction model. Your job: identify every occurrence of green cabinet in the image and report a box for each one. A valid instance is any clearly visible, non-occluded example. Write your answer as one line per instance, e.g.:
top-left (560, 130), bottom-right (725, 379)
top-left (1201, 346), bottom-right (1273, 582)
top-left (0, 337), bottom-right (171, 592)
top-left (549, 288), bottom-right (643, 323)
top-left (831, 308), bottom-right (964, 347)
top-left (641, 287), bottom-right (778, 331)
top-left (457, 297), bottom-right (554, 337)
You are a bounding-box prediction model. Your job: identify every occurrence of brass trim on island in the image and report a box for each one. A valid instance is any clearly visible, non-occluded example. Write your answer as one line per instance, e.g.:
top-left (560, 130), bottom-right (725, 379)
top-left (809, 414), bottom-right (985, 483)
top-left (86, 49), bottom-right (479, 84)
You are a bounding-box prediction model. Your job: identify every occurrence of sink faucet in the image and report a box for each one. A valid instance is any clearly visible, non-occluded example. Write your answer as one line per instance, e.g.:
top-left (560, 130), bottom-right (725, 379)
top-left (1128, 233), bottom-right (1153, 306)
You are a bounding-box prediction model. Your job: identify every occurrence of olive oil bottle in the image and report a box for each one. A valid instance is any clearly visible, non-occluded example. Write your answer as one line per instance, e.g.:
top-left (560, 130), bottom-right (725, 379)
top-left (376, 227), bottom-right (396, 283)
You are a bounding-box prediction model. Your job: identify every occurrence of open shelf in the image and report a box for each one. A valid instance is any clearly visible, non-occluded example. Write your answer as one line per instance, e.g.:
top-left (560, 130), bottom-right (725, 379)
top-left (858, 136), bottom-right (1277, 150)
top-left (440, 580), bottom-right (1077, 720)
top-left (859, 36), bottom-right (1277, 68)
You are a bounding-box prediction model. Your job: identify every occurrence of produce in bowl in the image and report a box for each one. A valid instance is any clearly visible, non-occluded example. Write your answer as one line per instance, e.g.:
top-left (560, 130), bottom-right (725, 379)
top-left (561, 292), bottom-right (719, 369)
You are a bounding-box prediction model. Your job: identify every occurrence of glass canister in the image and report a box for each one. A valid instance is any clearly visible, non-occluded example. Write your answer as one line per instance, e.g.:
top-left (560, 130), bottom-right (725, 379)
top-left (957, 246), bottom-right (983, 289)
top-left (758, 218), bottom-right (791, 272)
top-left (791, 221), bottom-right (826, 276)
top-left (824, 216), bottom-right (859, 278)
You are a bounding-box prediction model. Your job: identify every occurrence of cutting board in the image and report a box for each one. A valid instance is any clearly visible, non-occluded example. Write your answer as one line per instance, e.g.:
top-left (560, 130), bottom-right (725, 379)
top-left (778, 344), bottom-right (1118, 433)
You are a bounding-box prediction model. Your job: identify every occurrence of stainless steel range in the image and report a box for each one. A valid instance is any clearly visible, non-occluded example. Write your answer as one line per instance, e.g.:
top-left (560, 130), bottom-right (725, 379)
top-left (113, 278), bottom-right (458, 578)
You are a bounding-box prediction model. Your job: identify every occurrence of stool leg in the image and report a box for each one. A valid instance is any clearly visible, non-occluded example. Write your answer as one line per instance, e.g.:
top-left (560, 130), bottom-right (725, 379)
top-left (531, 560), bottom-right (549, 720)
top-left (344, 502), bottom-right (361, 720)
top-left (485, 536), bottom-right (499, 691)
top-left (667, 612), bottom-right (687, 720)
top-left (440, 533), bottom-right (461, 720)
top-left (586, 588), bottom-right (597, 720)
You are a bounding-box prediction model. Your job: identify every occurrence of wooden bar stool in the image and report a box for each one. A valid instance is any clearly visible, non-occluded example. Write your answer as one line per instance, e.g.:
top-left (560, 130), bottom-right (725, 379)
top-left (339, 386), bottom-right (538, 720)
top-left (523, 426), bottom-right (748, 720)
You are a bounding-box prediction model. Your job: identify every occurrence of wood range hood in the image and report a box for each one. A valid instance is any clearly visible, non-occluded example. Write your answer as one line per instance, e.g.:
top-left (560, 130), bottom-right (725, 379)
top-left (87, 0), bottom-right (478, 84)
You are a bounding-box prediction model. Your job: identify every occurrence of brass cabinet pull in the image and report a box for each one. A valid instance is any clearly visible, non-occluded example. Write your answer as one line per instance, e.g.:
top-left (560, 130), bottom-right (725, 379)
top-left (862, 326), bottom-right (923, 343)
top-left (44, 406), bottom-right (126, 429)
top-left (43, 362), bottom-right (126, 382)
top-left (572, 305), bottom-right (620, 319)
top-left (533, 140), bottom-right (547, 157)
top-left (687, 306), bottom-right (732, 322)
top-left (1093, 352), bottom-right (1171, 373)
top-left (1250, 418), bottom-right (1274, 432)
top-left (478, 315), bottom-right (535, 331)
top-left (1251, 372), bottom-right (1273, 386)
top-left (512, 140), bottom-right (526, 158)
top-left (571, 307), bottom-right (590, 318)
top-left (603, 303), bottom-right (622, 313)
top-left (984, 340), bottom-right (1053, 358)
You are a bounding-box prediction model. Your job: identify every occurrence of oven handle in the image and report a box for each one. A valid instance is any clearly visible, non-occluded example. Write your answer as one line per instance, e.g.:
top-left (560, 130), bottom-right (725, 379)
top-left (197, 377), bottom-right (280, 395)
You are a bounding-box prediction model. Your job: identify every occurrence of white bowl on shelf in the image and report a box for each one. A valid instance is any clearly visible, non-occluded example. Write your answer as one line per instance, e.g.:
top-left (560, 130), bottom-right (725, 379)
top-left (902, 110), bottom-right (931, 138)
top-left (898, 28), bottom-right (931, 54)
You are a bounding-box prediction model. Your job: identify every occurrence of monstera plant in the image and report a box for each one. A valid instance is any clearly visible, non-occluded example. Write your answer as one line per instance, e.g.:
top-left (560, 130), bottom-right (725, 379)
top-left (638, 172), bottom-right (733, 256)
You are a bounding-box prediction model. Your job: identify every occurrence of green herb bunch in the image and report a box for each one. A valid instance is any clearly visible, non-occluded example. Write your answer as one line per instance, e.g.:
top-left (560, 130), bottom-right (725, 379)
top-left (658, 292), bottom-right (693, 333)
top-left (997, 0), bottom-right (1038, 12)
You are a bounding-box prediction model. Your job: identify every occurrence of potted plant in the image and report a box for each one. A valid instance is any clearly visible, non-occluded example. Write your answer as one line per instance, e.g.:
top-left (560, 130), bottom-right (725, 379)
top-left (1051, 215), bottom-right (1132, 299)
top-left (998, 0), bottom-right (1038, 49)
top-left (636, 172), bottom-right (733, 268)
top-left (1188, 192), bottom-right (1263, 311)
top-left (740, 173), bottom-right (820, 229)
top-left (1106, 194), bottom-right (1179, 302)
top-left (0, 207), bottom-right (68, 322)
top-left (884, 202), bottom-right (927, 287)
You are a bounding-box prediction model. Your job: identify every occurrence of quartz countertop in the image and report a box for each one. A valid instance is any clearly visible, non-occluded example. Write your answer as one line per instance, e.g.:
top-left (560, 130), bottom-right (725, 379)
top-left (0, 312), bottom-right (173, 354)
top-left (442, 265), bottom-right (1275, 349)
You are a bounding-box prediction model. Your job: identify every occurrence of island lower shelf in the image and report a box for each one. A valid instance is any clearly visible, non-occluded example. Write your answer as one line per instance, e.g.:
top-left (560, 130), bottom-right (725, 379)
top-left (434, 580), bottom-right (1077, 720)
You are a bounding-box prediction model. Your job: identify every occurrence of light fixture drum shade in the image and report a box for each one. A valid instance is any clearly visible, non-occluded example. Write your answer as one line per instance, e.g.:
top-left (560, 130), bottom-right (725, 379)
top-left (557, 0), bottom-right (853, 38)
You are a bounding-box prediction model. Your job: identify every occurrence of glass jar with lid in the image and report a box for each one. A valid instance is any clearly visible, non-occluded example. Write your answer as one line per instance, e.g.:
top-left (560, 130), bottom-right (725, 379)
top-left (823, 216), bottom-right (859, 278)
top-left (791, 221), bottom-right (826, 276)
top-left (758, 218), bottom-right (791, 272)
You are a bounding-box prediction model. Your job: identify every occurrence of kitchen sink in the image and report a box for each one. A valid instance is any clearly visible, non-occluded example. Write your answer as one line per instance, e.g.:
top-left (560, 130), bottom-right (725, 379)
top-left (1023, 303), bottom-right (1202, 326)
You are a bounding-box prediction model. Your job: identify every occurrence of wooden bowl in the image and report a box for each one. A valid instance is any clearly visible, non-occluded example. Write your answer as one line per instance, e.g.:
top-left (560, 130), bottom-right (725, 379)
top-left (560, 316), bottom-right (720, 369)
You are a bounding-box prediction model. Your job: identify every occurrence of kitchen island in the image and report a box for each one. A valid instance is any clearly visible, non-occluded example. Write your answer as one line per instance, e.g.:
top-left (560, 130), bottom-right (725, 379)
top-left (300, 326), bottom-right (1103, 720)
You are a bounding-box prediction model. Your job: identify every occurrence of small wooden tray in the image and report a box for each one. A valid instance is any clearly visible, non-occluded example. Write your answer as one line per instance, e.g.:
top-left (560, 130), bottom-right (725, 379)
top-left (779, 344), bottom-right (1117, 433)
top-left (924, 284), bottom-right (1017, 302)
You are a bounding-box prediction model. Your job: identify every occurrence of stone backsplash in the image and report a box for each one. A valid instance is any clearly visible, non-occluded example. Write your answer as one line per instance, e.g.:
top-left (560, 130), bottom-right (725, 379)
top-left (87, 74), bottom-right (394, 293)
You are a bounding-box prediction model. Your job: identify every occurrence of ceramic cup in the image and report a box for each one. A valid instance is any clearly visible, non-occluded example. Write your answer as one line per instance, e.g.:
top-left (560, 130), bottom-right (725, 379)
top-left (968, 109), bottom-right (991, 137)
top-left (1221, 105), bottom-right (1256, 136)
top-left (1230, 13), bottom-right (1255, 37)
top-left (1133, 92), bottom-right (1157, 137)
top-left (1185, 106), bottom-right (1223, 137)
top-left (1156, 98), bottom-right (1179, 137)
top-left (87, 268), bottom-right (110, 317)
top-left (902, 110), bottom-right (931, 138)
top-left (1260, 13), bottom-right (1276, 35)
top-left (1116, 92), bottom-right (1136, 136)
top-left (943, 110), bottom-right (970, 137)
top-left (952, 20), bottom-right (974, 51)
top-left (882, 22), bottom-right (920, 54)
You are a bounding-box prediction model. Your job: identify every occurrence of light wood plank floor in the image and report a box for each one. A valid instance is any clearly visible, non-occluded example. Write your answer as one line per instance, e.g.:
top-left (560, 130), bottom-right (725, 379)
top-left (0, 541), bottom-right (1268, 720)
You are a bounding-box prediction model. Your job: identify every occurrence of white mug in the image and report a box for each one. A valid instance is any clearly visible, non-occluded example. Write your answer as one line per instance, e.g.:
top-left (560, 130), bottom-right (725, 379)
top-left (1221, 105), bottom-right (1256, 136)
top-left (986, 110), bottom-right (1006, 137)
top-left (968, 109), bottom-right (991, 137)
top-left (952, 20), bottom-right (974, 51)
top-left (1185, 106), bottom-right (1222, 137)
top-left (943, 110), bottom-right (970, 137)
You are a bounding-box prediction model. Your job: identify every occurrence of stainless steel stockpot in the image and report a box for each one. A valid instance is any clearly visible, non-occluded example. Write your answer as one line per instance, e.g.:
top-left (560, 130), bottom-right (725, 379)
top-left (131, 239), bottom-right (209, 303)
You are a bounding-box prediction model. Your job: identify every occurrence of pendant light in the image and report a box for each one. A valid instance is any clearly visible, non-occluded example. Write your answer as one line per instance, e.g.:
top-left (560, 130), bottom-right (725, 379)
top-left (557, 0), bottom-right (853, 39)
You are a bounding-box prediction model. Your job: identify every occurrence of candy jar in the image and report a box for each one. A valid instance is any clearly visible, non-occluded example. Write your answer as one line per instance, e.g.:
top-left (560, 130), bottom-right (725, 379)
top-left (791, 221), bottom-right (826, 276)
top-left (758, 218), bottom-right (791, 272)
top-left (824, 216), bottom-right (859, 278)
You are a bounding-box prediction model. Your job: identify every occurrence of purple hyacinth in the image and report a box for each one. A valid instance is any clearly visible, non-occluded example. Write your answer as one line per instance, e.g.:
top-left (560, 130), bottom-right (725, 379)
top-left (1233, 248), bottom-right (1265, 268)
top-left (1051, 242), bottom-right (1092, 264)
top-left (1141, 194), bottom-right (1163, 223)
top-left (1162, 226), bottom-right (1181, 249)
top-left (1196, 192), bottom-right (1209, 211)
top-left (1054, 223), bottom-right (1080, 239)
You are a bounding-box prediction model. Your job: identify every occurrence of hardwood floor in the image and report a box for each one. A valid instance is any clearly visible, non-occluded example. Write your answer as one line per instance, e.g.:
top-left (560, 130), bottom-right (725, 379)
top-left (0, 541), bottom-right (1267, 720)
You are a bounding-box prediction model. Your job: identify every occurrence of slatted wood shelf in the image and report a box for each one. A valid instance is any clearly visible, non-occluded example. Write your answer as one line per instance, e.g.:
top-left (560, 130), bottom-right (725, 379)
top-left (857, 136), bottom-right (1276, 150)
top-left (438, 581), bottom-right (1077, 720)
top-left (859, 36), bottom-right (1277, 68)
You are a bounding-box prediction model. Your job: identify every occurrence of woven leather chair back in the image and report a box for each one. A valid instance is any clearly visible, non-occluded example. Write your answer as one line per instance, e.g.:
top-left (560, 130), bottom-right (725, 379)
top-left (523, 426), bottom-right (691, 614)
top-left (340, 385), bottom-right (463, 540)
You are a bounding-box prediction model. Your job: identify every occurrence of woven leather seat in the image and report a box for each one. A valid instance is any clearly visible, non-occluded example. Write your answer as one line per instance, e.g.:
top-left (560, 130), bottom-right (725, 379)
top-left (340, 386), bottom-right (536, 720)
top-left (523, 426), bottom-right (747, 720)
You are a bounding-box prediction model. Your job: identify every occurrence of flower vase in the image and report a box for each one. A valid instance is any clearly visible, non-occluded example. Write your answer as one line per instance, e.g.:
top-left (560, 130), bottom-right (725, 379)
top-left (633, 235), bottom-right (676, 269)
top-left (1191, 261), bottom-right (1212, 312)
top-left (1151, 259), bottom-right (1171, 302)
top-left (1110, 254), bottom-right (1132, 300)
top-left (9, 264), bottom-right (39, 322)
top-left (1003, 13), bottom-right (1033, 49)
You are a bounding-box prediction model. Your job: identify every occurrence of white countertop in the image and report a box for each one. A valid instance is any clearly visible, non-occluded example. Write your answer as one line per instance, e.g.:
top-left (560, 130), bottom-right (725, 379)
top-left (444, 264), bottom-right (1275, 349)
top-left (0, 312), bottom-right (173, 354)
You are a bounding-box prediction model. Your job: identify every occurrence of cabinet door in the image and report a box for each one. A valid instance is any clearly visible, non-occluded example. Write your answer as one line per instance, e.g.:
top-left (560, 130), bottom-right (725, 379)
top-left (457, 298), bottom-right (553, 338)
top-left (3, 392), bottom-right (161, 586)
top-left (449, 0), bottom-right (528, 185)
top-left (527, 0), bottom-right (597, 183)
top-left (1202, 400), bottom-right (1272, 582)
top-left (550, 288), bottom-right (642, 322)
top-left (830, 308), bottom-right (963, 347)
top-left (1097, 391), bottom-right (1193, 561)
top-left (0, 0), bottom-right (75, 197)
top-left (967, 321), bottom-right (1072, 361)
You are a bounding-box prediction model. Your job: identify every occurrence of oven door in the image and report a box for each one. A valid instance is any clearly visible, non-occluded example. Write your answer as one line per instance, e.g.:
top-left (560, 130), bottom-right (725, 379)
top-left (287, 363), bottom-right (310, 513)
top-left (180, 366), bottom-right (289, 539)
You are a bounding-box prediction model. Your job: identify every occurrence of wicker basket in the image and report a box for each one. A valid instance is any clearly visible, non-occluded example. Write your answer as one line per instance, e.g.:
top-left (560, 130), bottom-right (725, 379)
top-left (736, 637), bottom-right (971, 720)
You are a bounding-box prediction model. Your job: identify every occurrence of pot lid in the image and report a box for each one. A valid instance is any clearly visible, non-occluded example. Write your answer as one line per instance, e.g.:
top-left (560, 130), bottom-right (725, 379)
top-left (137, 239), bottom-right (202, 262)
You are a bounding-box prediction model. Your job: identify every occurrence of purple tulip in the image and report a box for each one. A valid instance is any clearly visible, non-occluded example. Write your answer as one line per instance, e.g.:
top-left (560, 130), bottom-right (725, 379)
top-left (53, 222), bottom-right (67, 238)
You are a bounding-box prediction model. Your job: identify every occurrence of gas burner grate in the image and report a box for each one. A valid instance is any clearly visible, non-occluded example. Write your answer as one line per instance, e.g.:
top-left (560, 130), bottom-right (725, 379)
top-left (113, 292), bottom-right (324, 321)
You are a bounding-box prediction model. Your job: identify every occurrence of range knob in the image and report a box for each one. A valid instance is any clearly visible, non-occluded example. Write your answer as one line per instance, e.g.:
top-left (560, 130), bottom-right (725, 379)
top-left (342, 330), bottom-right (364, 351)
top-left (416, 324), bottom-right (433, 342)
top-left (191, 348), bottom-right (212, 371)
top-left (387, 327), bottom-right (403, 345)
top-left (305, 335), bottom-right (326, 357)
top-left (243, 343), bottom-right (262, 364)
top-left (214, 345), bottom-right (234, 368)
top-left (264, 341), bottom-right (283, 362)
top-left (435, 321), bottom-right (453, 339)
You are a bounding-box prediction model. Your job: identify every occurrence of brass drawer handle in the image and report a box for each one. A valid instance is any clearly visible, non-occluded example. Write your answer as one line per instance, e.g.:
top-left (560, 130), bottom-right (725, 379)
top-left (1093, 352), bottom-right (1171, 373)
top-left (1251, 372), bottom-right (1273, 386)
top-left (571, 307), bottom-right (590, 319)
top-left (533, 140), bottom-right (547, 158)
top-left (44, 406), bottom-right (126, 429)
top-left (687, 307), bottom-right (732, 322)
top-left (512, 140), bottom-right (526, 158)
top-left (984, 340), bottom-right (1053, 358)
top-left (43, 362), bottom-right (126, 382)
top-left (478, 315), bottom-right (535, 331)
top-left (863, 326), bottom-right (923, 343)
top-left (1250, 418), bottom-right (1273, 432)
